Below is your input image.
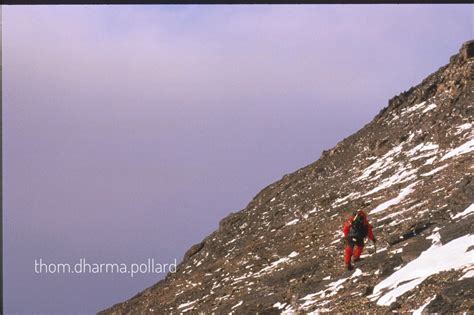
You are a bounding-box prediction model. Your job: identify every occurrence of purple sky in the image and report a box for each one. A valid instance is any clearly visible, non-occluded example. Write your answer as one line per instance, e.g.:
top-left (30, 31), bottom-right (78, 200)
top-left (3, 4), bottom-right (472, 314)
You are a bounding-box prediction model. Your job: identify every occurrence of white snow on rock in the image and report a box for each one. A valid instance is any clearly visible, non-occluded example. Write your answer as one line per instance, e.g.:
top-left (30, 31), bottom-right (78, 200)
top-left (455, 122), bottom-right (472, 135)
top-left (426, 232), bottom-right (442, 246)
top-left (401, 101), bottom-right (427, 116)
top-left (421, 103), bottom-right (437, 113)
top-left (254, 252), bottom-right (299, 277)
top-left (390, 248), bottom-right (403, 254)
top-left (231, 300), bottom-right (243, 309)
top-left (424, 156), bottom-right (437, 165)
top-left (440, 138), bottom-right (474, 161)
top-left (288, 251), bottom-right (299, 258)
top-left (370, 182), bottom-right (417, 214)
top-left (300, 269), bottom-right (363, 309)
top-left (181, 305), bottom-right (196, 313)
top-left (225, 238), bottom-right (237, 245)
top-left (360, 143), bottom-right (438, 197)
top-left (369, 233), bottom-right (474, 306)
top-left (286, 218), bottom-right (300, 226)
top-left (459, 265), bottom-right (474, 280)
top-left (308, 207), bottom-right (318, 214)
top-left (398, 102), bottom-right (437, 116)
top-left (406, 142), bottom-right (439, 157)
top-left (421, 164), bottom-right (448, 177)
top-left (356, 144), bottom-right (403, 182)
top-left (273, 302), bottom-right (287, 310)
top-left (351, 268), bottom-right (363, 278)
top-left (363, 167), bottom-right (417, 196)
top-left (177, 299), bottom-right (199, 310)
top-left (332, 192), bottom-right (362, 207)
top-left (411, 295), bottom-right (436, 315)
top-left (451, 203), bottom-right (474, 220)
top-left (405, 132), bottom-right (416, 143)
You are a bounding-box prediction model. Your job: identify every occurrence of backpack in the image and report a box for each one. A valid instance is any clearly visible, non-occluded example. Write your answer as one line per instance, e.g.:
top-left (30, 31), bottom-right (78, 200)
top-left (348, 215), bottom-right (368, 239)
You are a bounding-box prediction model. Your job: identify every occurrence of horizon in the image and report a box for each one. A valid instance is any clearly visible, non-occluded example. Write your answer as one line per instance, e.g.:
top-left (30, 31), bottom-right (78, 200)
top-left (3, 4), bottom-right (473, 314)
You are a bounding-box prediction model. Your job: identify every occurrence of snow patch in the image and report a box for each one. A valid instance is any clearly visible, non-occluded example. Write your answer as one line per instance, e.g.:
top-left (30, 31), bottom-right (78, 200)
top-left (308, 207), bottom-right (318, 214)
top-left (406, 142), bottom-right (439, 157)
top-left (231, 300), bottom-right (243, 309)
top-left (254, 252), bottom-right (299, 277)
top-left (356, 144), bottom-right (403, 182)
top-left (440, 138), bottom-right (474, 161)
top-left (455, 122), bottom-right (472, 135)
top-left (370, 183), bottom-right (417, 214)
top-left (412, 295), bottom-right (436, 315)
top-left (288, 251), bottom-right (299, 258)
top-left (401, 101), bottom-right (427, 116)
top-left (332, 192), bottom-right (361, 207)
top-left (300, 269), bottom-right (363, 309)
top-left (351, 268), bottom-right (363, 278)
top-left (286, 218), bottom-right (300, 226)
top-left (421, 103), bottom-right (437, 113)
top-left (451, 203), bottom-right (474, 220)
top-left (426, 232), bottom-right (442, 246)
top-left (390, 248), bottom-right (403, 254)
top-left (369, 233), bottom-right (474, 306)
top-left (421, 164), bottom-right (448, 177)
top-left (273, 302), bottom-right (287, 310)
top-left (424, 156), bottom-right (437, 165)
top-left (177, 299), bottom-right (198, 310)
top-left (330, 238), bottom-right (341, 245)
top-left (363, 166), bottom-right (417, 196)
top-left (459, 265), bottom-right (474, 280)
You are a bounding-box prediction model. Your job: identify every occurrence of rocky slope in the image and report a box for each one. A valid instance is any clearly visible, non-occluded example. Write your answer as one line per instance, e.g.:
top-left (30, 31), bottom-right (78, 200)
top-left (100, 40), bottom-right (474, 314)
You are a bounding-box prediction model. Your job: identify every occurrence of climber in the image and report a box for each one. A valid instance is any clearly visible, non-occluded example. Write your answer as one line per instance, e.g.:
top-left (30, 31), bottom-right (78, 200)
top-left (342, 210), bottom-right (376, 270)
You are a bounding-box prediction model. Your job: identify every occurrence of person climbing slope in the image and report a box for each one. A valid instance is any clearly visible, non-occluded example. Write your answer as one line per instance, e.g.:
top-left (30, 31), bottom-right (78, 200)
top-left (343, 210), bottom-right (376, 270)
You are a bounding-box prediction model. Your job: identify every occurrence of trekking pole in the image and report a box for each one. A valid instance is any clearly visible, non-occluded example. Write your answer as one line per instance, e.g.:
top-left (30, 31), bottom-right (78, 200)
top-left (373, 241), bottom-right (377, 254)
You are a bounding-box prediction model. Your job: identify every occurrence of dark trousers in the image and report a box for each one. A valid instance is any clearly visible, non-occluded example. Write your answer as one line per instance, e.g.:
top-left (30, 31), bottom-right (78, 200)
top-left (344, 237), bottom-right (364, 265)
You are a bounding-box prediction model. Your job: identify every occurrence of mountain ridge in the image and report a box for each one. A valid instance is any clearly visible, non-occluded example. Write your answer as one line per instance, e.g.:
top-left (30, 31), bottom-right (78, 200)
top-left (100, 40), bottom-right (474, 314)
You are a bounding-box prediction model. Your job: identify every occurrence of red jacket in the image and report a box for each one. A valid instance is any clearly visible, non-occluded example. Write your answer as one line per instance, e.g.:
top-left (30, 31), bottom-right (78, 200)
top-left (343, 210), bottom-right (374, 241)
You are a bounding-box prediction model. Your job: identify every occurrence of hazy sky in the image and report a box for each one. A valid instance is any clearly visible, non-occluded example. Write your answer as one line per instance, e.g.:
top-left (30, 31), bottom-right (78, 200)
top-left (3, 4), bottom-right (472, 314)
